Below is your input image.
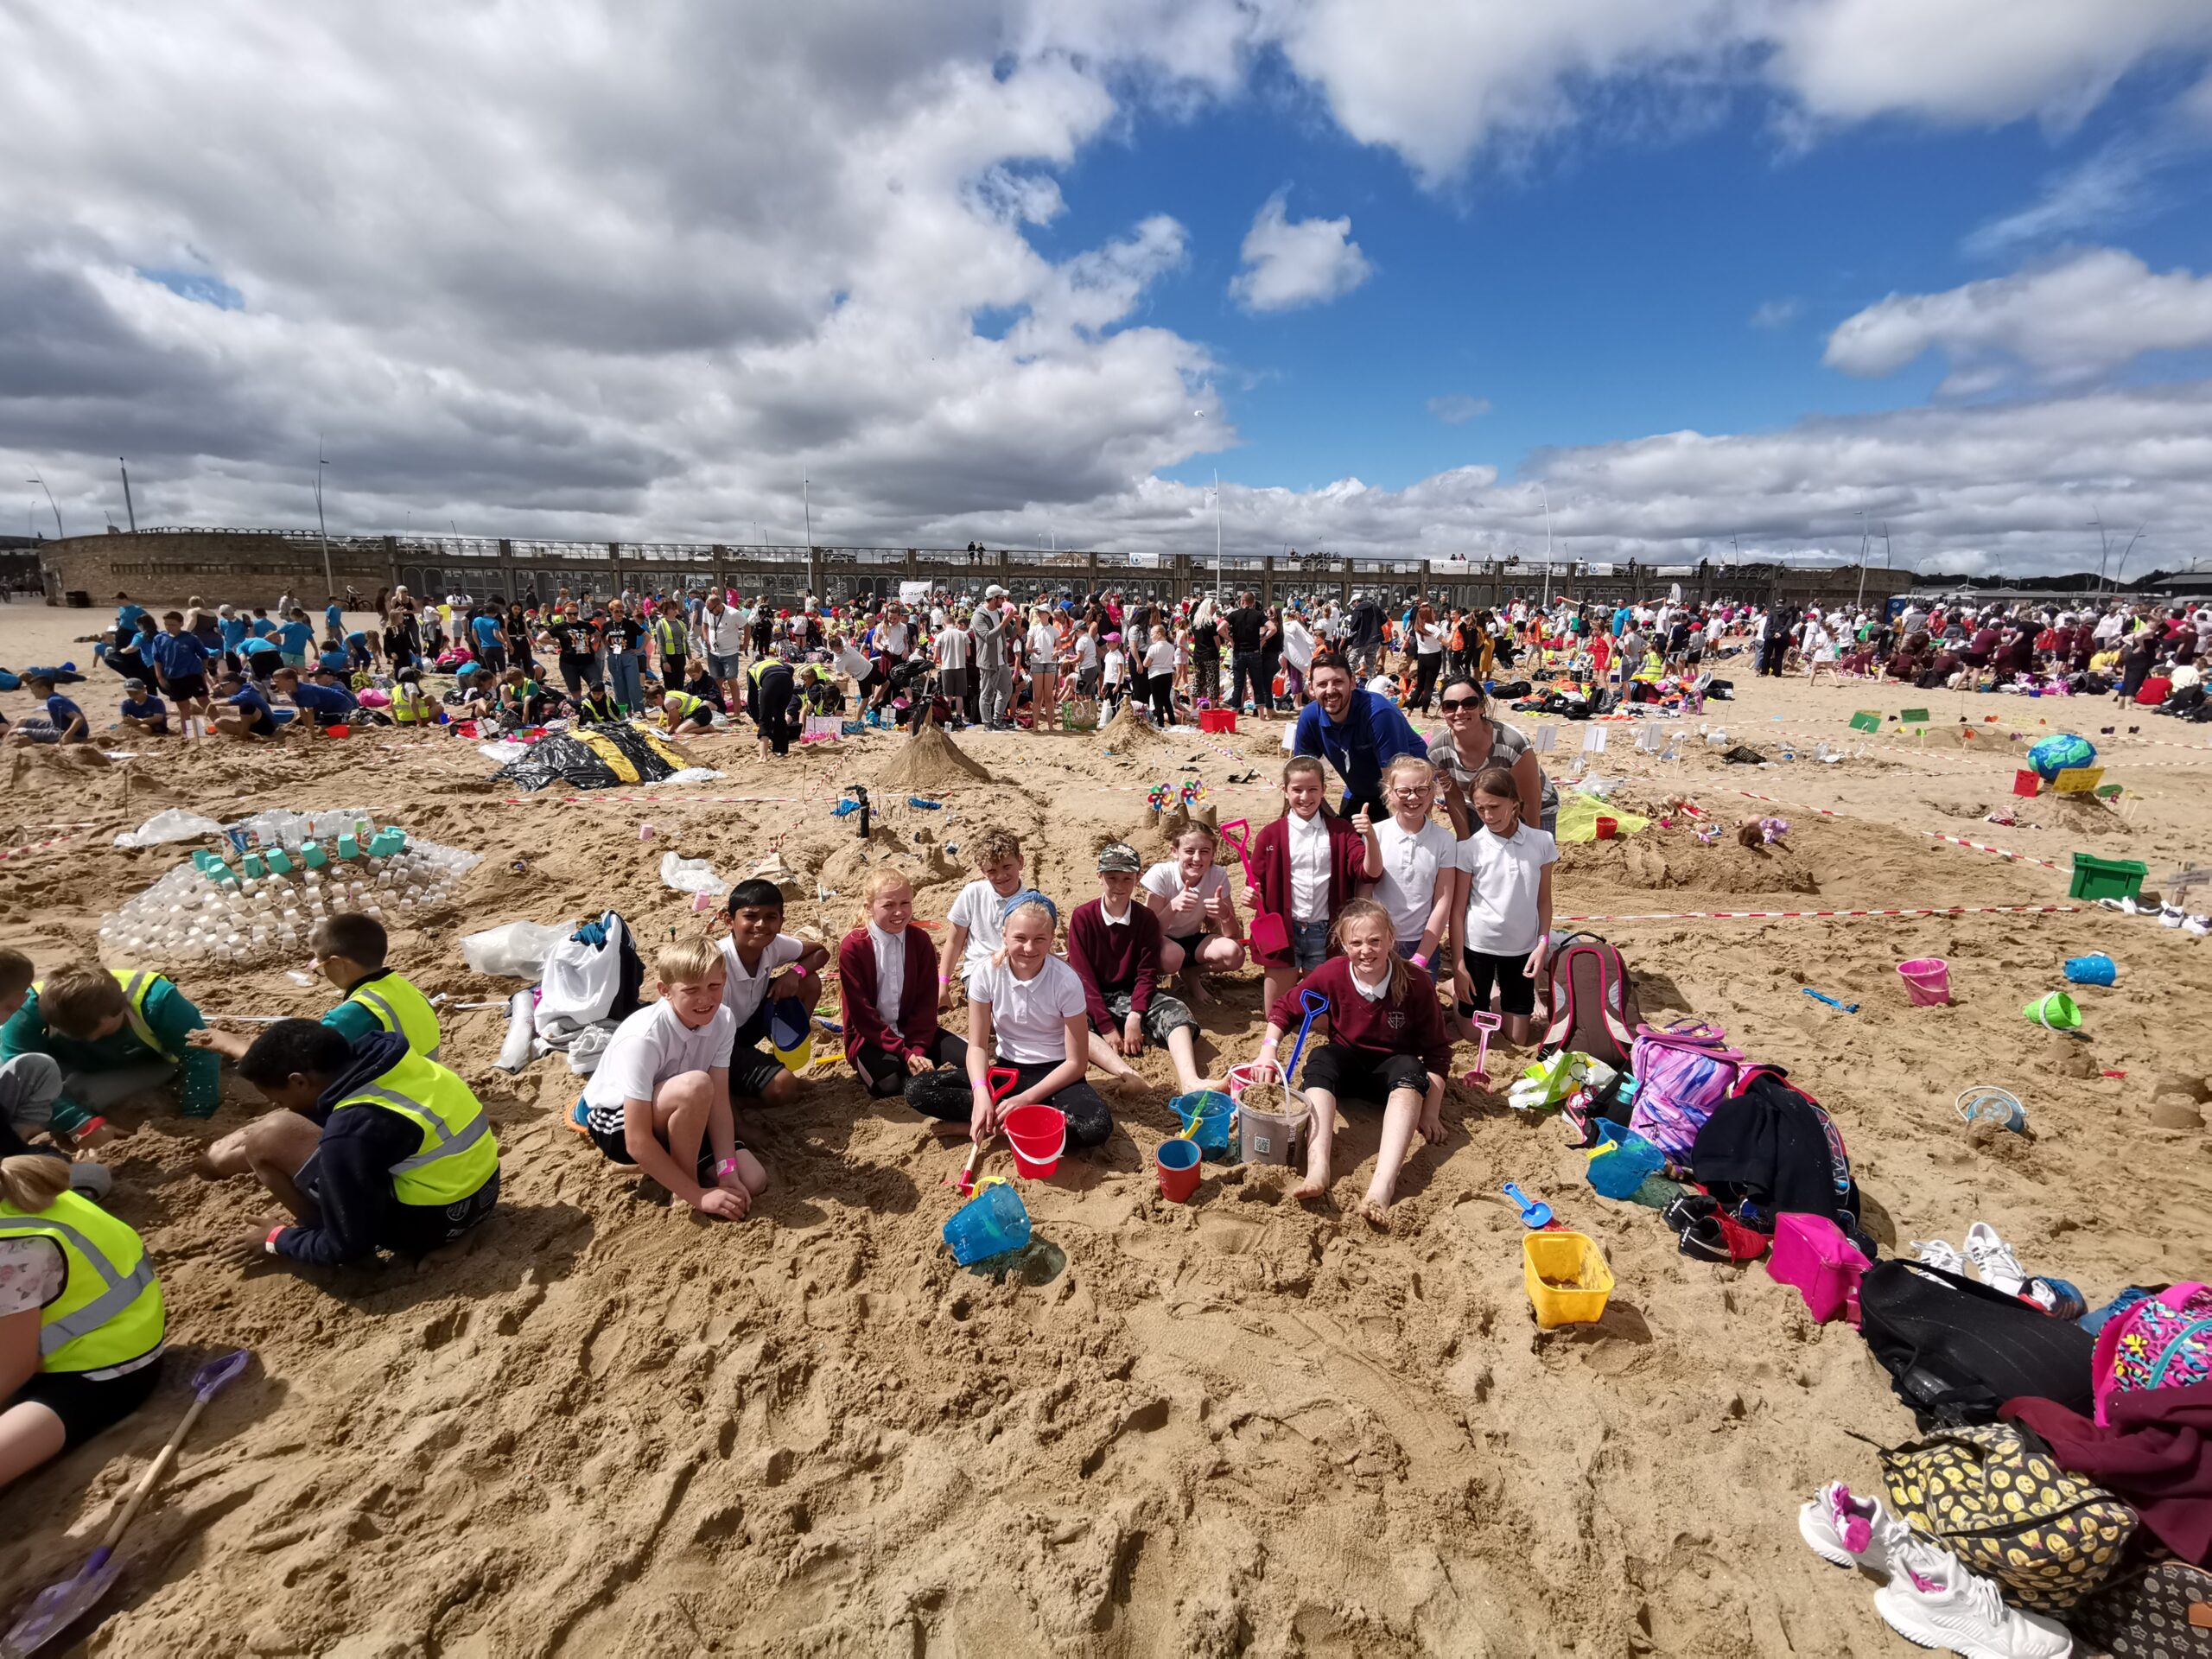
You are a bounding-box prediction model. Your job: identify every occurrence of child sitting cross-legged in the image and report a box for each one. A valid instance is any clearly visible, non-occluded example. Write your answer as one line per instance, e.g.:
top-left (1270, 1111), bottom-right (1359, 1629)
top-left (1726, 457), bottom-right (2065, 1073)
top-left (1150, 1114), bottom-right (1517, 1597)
top-left (575, 938), bottom-right (767, 1222)
top-left (838, 870), bottom-right (969, 1104)
top-left (1251, 898), bottom-right (1452, 1230)
top-left (1065, 843), bottom-right (1215, 1097)
top-left (964, 892), bottom-right (1114, 1150)
top-left (715, 878), bottom-right (827, 1106)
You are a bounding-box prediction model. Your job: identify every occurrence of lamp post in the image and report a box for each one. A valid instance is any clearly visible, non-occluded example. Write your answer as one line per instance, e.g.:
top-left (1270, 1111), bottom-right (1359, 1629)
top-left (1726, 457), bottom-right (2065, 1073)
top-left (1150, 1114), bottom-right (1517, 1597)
top-left (25, 475), bottom-right (62, 539)
top-left (313, 436), bottom-right (334, 599)
top-left (1213, 471), bottom-right (1224, 608)
top-left (1854, 507), bottom-right (1869, 610)
top-left (1533, 482), bottom-right (1553, 609)
top-left (118, 458), bottom-right (137, 533)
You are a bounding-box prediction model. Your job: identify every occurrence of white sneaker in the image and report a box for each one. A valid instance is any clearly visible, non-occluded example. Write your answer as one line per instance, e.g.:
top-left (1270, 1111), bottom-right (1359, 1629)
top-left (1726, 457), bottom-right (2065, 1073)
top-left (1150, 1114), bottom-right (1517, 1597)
top-left (1797, 1482), bottom-right (1916, 1580)
top-left (1873, 1545), bottom-right (2073, 1658)
top-left (1963, 1222), bottom-right (2027, 1298)
top-left (1912, 1239), bottom-right (1966, 1275)
top-left (2160, 903), bottom-right (2187, 929)
top-left (2187, 914), bottom-right (2210, 938)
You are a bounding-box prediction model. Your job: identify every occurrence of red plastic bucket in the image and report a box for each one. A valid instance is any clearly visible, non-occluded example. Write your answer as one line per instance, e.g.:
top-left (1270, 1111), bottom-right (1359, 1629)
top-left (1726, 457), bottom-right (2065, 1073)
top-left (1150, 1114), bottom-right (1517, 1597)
top-left (1594, 816), bottom-right (1618, 841)
top-left (1156, 1136), bottom-right (1202, 1202)
top-left (1004, 1103), bottom-right (1066, 1178)
top-left (325, 723), bottom-right (351, 738)
top-left (1897, 957), bottom-right (1950, 1007)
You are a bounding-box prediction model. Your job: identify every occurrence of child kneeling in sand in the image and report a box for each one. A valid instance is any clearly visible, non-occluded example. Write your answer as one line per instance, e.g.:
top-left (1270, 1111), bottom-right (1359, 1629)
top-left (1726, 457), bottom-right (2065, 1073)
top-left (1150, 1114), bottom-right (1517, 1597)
top-left (1066, 843), bottom-right (1213, 1097)
top-left (1252, 899), bottom-right (1451, 1228)
top-left (965, 893), bottom-right (1114, 1149)
top-left (576, 938), bottom-right (766, 1222)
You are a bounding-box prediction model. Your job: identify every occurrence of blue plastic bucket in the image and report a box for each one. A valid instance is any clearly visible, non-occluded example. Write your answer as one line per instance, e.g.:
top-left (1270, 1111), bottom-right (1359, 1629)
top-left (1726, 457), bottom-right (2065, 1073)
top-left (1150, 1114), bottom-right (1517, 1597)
top-left (2063, 954), bottom-right (2117, 987)
top-left (1171, 1090), bottom-right (1236, 1159)
top-left (943, 1183), bottom-right (1032, 1265)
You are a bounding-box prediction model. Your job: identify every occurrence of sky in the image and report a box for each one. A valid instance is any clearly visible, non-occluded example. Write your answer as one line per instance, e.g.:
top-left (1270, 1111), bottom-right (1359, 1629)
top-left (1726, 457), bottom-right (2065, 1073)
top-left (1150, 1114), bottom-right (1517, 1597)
top-left (3, 2), bottom-right (2211, 577)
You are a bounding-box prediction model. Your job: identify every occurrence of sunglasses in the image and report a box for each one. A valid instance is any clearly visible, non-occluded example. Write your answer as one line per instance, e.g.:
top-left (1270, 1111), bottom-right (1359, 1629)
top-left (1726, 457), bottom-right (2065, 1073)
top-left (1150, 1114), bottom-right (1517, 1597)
top-left (1438, 697), bottom-right (1482, 712)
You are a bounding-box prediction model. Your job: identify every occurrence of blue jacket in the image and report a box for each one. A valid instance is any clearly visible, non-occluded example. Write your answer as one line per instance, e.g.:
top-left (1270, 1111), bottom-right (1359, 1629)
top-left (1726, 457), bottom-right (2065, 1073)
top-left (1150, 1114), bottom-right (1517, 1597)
top-left (1293, 690), bottom-right (1427, 804)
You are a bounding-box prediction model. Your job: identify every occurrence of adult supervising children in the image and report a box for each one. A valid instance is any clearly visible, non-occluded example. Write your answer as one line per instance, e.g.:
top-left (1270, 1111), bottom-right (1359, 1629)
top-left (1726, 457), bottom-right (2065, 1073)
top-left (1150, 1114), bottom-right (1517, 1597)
top-left (1293, 652), bottom-right (1427, 823)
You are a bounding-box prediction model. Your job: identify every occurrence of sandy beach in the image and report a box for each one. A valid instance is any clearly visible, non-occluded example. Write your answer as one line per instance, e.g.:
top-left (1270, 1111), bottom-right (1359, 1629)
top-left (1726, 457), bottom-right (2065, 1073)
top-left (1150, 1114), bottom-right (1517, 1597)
top-left (2, 602), bottom-right (2207, 1657)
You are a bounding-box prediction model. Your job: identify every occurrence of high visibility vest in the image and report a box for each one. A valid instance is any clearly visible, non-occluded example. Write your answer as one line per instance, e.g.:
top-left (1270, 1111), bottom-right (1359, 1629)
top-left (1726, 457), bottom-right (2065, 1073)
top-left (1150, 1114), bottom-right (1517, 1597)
top-left (342, 972), bottom-right (442, 1061)
top-left (652, 618), bottom-right (683, 658)
top-left (664, 690), bottom-right (705, 721)
top-left (335, 1050), bottom-right (499, 1208)
top-left (392, 686), bottom-right (433, 724)
top-left (33, 969), bottom-right (173, 1061)
top-left (0, 1190), bottom-right (165, 1373)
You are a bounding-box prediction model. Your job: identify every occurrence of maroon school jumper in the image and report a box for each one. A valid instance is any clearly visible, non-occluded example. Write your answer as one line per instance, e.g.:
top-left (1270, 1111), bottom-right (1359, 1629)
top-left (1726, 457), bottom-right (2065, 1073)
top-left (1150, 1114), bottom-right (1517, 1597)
top-left (1268, 957), bottom-right (1452, 1075)
top-left (836, 926), bottom-right (941, 1067)
top-left (1065, 897), bottom-right (1164, 1028)
top-left (1246, 810), bottom-right (1369, 964)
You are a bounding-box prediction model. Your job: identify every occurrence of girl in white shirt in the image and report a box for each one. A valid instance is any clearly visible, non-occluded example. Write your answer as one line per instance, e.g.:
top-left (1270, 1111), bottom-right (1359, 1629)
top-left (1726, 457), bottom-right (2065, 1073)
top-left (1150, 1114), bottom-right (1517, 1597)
top-left (1447, 765), bottom-right (1557, 1047)
top-left (1367, 754), bottom-right (1457, 965)
top-left (965, 893), bottom-right (1113, 1148)
top-left (1102, 634), bottom-right (1128, 711)
top-left (1024, 609), bottom-right (1060, 720)
top-left (1142, 625), bottom-right (1177, 726)
top-left (1141, 822), bottom-right (1248, 1001)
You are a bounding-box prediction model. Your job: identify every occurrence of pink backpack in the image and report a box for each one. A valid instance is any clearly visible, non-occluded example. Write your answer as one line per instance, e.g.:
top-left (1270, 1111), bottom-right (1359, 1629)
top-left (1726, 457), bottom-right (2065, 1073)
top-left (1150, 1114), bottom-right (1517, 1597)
top-left (1539, 933), bottom-right (1642, 1070)
top-left (2091, 1281), bottom-right (2212, 1426)
top-left (1628, 1021), bottom-right (1747, 1156)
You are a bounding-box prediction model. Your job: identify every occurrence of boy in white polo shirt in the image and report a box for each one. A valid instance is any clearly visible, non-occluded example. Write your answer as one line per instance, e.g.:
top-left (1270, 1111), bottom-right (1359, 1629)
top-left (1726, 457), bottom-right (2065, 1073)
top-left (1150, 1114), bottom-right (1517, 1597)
top-left (575, 938), bottom-right (767, 1221)
top-left (715, 878), bottom-right (828, 1106)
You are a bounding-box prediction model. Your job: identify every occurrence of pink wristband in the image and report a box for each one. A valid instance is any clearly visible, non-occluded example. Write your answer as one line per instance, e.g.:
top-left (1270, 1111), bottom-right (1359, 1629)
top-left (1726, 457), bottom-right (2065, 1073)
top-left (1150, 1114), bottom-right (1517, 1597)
top-left (264, 1225), bottom-right (285, 1255)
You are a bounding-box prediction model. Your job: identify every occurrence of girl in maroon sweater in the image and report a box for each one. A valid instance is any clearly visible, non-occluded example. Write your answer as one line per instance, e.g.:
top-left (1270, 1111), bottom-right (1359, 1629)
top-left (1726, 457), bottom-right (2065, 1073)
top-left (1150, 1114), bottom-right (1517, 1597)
top-left (1245, 756), bottom-right (1378, 1013)
top-left (837, 870), bottom-right (969, 1107)
top-left (1254, 899), bottom-right (1452, 1228)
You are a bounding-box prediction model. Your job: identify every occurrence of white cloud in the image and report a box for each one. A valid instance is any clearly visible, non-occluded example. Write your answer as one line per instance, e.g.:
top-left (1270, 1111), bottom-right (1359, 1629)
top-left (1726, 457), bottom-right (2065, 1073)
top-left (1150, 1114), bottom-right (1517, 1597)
top-left (1427, 394), bottom-right (1492, 423)
top-left (1825, 248), bottom-right (2212, 386)
top-left (1749, 298), bottom-right (1802, 330)
top-left (1228, 191), bottom-right (1373, 314)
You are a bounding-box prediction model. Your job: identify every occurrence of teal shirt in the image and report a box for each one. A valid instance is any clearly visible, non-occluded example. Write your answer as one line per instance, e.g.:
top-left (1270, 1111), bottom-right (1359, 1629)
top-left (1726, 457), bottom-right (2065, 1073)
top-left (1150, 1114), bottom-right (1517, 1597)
top-left (321, 998), bottom-right (381, 1045)
top-left (0, 976), bottom-right (218, 1128)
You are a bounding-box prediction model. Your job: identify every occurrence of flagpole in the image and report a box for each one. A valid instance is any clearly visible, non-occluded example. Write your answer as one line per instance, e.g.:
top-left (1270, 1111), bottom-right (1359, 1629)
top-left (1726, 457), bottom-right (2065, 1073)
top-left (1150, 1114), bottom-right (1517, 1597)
top-left (1213, 471), bottom-right (1223, 607)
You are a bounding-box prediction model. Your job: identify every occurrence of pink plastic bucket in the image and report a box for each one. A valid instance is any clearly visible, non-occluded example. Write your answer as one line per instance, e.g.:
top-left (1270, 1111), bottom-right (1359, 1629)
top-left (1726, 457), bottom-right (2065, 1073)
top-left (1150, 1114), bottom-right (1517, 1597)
top-left (1224, 1062), bottom-right (1265, 1102)
top-left (1897, 957), bottom-right (1950, 1007)
top-left (1004, 1104), bottom-right (1066, 1179)
top-left (1766, 1214), bottom-right (1871, 1324)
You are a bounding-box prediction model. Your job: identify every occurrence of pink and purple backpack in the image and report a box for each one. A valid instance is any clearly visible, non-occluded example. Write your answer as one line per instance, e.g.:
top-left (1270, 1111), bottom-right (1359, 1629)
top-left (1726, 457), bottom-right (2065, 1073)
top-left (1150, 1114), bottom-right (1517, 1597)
top-left (1627, 1021), bottom-right (1747, 1157)
top-left (2092, 1281), bottom-right (2212, 1425)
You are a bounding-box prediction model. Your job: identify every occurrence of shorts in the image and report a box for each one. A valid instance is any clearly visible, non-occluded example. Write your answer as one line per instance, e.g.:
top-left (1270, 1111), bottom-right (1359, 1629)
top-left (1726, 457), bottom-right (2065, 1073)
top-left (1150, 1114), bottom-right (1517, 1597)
top-left (588, 1117), bottom-right (740, 1185)
top-left (8, 1355), bottom-right (164, 1450)
top-left (1291, 919), bottom-right (1331, 972)
top-left (708, 651), bottom-right (743, 681)
top-left (299, 1155), bottom-right (499, 1253)
top-left (1299, 1044), bottom-right (1430, 1103)
top-left (166, 673), bottom-right (208, 702)
top-left (1459, 946), bottom-right (1536, 1018)
top-left (1165, 929), bottom-right (1204, 960)
top-left (280, 652), bottom-right (308, 670)
top-left (677, 705), bottom-right (715, 729)
top-left (724, 1022), bottom-right (789, 1099)
top-left (1090, 988), bottom-right (1197, 1045)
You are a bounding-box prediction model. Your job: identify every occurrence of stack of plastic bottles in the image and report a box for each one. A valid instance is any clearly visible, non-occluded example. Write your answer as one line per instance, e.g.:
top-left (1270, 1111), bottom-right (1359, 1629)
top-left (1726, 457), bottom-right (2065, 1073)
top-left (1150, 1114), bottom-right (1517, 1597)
top-left (97, 809), bottom-right (481, 967)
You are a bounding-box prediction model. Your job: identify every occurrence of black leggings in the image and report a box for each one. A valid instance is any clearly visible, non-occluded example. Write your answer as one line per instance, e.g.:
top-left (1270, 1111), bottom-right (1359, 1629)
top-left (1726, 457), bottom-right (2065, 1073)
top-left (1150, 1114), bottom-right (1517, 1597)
top-left (1411, 651), bottom-right (1443, 711)
top-left (1147, 671), bottom-right (1174, 726)
top-left (905, 1057), bottom-right (1113, 1148)
top-left (855, 1029), bottom-right (969, 1098)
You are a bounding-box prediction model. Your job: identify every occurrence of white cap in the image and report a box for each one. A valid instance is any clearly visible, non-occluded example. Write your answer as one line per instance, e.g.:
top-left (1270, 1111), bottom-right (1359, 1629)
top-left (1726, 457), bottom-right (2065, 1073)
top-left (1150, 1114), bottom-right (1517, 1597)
top-left (985, 585), bottom-right (1006, 598)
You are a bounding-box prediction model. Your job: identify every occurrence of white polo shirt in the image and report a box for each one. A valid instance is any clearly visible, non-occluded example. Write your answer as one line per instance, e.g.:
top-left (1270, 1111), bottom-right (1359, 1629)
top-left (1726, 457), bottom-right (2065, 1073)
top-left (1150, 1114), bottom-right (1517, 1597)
top-left (1370, 817), bottom-right (1457, 944)
top-left (1456, 823), bottom-right (1559, 957)
top-left (1285, 809), bottom-right (1332, 924)
top-left (970, 954), bottom-right (1086, 1065)
top-left (583, 999), bottom-right (737, 1134)
top-left (717, 933), bottom-right (804, 1028)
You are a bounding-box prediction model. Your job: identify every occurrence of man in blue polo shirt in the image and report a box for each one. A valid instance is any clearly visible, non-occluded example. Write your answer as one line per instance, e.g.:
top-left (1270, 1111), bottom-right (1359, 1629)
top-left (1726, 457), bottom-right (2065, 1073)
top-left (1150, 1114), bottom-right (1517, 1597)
top-left (146, 609), bottom-right (212, 720)
top-left (1292, 651), bottom-right (1427, 823)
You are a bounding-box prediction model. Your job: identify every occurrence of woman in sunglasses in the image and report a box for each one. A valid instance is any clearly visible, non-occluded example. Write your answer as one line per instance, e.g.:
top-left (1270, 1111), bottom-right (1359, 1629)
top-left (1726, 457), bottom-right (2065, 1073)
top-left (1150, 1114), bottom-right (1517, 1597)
top-left (1427, 675), bottom-right (1555, 839)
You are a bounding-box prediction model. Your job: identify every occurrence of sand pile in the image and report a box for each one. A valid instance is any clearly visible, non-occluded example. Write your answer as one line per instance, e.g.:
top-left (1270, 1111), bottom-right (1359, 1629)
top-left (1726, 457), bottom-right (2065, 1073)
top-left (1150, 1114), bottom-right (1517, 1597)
top-left (1098, 697), bottom-right (1168, 752)
top-left (874, 722), bottom-right (994, 791)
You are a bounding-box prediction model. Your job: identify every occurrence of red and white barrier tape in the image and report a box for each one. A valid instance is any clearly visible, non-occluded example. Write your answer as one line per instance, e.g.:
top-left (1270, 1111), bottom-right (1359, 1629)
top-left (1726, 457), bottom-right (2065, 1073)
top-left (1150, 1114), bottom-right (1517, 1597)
top-left (1558, 903), bottom-right (2082, 924)
top-left (0, 830), bottom-right (89, 861)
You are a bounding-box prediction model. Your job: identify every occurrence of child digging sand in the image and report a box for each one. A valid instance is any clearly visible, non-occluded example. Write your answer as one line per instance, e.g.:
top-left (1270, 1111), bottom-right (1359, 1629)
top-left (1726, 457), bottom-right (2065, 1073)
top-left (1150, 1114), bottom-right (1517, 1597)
top-left (191, 912), bottom-right (442, 1065)
top-left (1066, 843), bottom-right (1216, 1098)
top-left (1140, 822), bottom-right (1248, 1004)
top-left (576, 938), bottom-right (767, 1221)
top-left (1253, 899), bottom-right (1452, 1229)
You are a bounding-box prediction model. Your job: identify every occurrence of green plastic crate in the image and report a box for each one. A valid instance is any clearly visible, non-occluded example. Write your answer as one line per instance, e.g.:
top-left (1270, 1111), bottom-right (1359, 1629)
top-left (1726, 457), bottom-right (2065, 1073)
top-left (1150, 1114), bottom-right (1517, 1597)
top-left (2068, 853), bottom-right (2147, 902)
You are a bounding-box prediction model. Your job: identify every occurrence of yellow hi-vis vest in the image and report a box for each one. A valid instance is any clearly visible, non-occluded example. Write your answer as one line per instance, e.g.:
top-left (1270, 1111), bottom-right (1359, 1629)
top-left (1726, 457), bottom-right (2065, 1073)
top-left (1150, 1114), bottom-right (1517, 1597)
top-left (0, 1189), bottom-right (165, 1372)
top-left (33, 969), bottom-right (173, 1062)
top-left (392, 685), bottom-right (434, 724)
top-left (342, 972), bottom-right (442, 1061)
top-left (337, 1050), bottom-right (498, 1207)
top-left (664, 690), bottom-right (705, 721)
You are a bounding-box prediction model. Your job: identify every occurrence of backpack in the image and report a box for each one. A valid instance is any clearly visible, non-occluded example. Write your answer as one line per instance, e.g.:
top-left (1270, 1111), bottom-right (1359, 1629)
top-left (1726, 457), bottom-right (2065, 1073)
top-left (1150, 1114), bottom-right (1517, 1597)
top-left (1538, 932), bottom-right (1641, 1071)
top-left (2070, 1560), bottom-right (2212, 1658)
top-left (1880, 1422), bottom-right (2136, 1612)
top-left (1856, 1260), bottom-right (2096, 1428)
top-left (1627, 1021), bottom-right (1746, 1156)
top-left (2092, 1281), bottom-right (2212, 1426)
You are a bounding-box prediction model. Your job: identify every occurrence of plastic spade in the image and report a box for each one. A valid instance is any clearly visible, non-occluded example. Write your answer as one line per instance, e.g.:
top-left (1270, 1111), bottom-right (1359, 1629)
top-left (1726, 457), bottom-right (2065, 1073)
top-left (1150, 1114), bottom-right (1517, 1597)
top-left (3, 1348), bottom-right (251, 1658)
top-left (1502, 1181), bottom-right (1554, 1230)
top-left (1214, 817), bottom-right (1251, 869)
top-left (948, 1066), bottom-right (1021, 1195)
top-left (1281, 989), bottom-right (1329, 1084)
top-left (1461, 1010), bottom-right (1503, 1087)
top-left (1802, 988), bottom-right (1860, 1014)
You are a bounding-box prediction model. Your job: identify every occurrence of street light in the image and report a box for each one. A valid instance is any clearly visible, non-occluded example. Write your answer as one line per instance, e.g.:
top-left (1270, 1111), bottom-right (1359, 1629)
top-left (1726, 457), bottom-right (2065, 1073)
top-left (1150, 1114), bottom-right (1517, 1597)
top-left (2113, 525), bottom-right (2148, 593)
top-left (25, 475), bottom-right (62, 539)
top-left (313, 436), bottom-right (334, 598)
